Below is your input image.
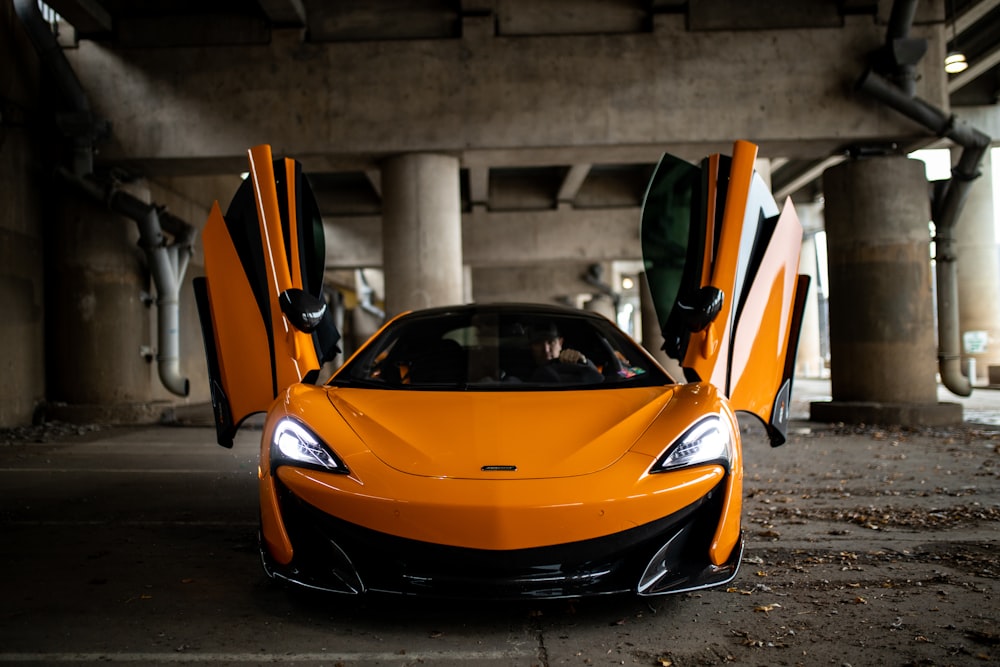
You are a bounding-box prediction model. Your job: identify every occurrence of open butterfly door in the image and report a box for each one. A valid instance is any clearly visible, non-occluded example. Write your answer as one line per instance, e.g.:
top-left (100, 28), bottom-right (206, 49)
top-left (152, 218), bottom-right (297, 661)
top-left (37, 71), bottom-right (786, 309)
top-left (194, 145), bottom-right (340, 447)
top-left (641, 140), bottom-right (809, 446)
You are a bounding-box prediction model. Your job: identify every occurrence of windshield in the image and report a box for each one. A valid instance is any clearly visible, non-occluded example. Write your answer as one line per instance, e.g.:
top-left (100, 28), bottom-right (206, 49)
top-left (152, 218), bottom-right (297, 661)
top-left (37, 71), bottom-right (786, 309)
top-left (330, 308), bottom-right (672, 390)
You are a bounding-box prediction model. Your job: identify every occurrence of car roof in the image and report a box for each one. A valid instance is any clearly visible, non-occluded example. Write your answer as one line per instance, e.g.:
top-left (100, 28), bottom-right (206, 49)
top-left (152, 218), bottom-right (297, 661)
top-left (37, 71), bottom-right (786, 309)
top-left (394, 302), bottom-right (611, 322)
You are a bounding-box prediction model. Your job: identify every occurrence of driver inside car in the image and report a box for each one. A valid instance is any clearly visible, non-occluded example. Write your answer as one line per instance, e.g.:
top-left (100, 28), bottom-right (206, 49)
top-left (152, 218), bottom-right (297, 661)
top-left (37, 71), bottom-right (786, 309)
top-left (528, 323), bottom-right (603, 383)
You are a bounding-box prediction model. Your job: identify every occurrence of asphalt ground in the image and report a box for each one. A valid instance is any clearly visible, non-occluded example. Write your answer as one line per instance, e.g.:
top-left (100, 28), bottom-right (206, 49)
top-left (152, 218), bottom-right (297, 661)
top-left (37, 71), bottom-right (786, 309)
top-left (0, 380), bottom-right (997, 666)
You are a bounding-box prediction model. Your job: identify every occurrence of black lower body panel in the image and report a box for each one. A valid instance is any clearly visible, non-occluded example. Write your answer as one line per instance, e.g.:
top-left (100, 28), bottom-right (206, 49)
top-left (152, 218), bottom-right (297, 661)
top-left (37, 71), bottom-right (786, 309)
top-left (262, 478), bottom-right (741, 599)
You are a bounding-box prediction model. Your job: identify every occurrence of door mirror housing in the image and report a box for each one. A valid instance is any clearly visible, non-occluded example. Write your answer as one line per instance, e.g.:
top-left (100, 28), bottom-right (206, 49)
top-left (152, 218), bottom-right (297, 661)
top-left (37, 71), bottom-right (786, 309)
top-left (280, 288), bottom-right (327, 334)
top-left (679, 286), bottom-right (724, 333)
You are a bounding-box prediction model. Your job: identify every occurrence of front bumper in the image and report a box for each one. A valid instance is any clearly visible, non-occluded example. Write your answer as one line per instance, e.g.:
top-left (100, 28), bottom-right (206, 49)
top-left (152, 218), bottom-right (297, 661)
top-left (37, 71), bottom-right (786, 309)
top-left (261, 478), bottom-right (741, 598)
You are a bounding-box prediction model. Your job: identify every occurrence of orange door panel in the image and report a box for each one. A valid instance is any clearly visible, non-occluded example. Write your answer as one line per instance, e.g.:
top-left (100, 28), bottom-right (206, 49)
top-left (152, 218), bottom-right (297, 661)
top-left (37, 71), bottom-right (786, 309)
top-left (682, 141), bottom-right (766, 389)
top-left (727, 199), bottom-right (805, 422)
top-left (641, 140), bottom-right (809, 445)
top-left (194, 145), bottom-right (337, 446)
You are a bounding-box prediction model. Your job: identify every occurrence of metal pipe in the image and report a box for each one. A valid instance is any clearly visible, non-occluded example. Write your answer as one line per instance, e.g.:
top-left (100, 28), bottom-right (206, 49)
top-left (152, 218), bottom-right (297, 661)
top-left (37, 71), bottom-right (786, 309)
top-left (886, 0), bottom-right (918, 40)
top-left (109, 189), bottom-right (193, 398)
top-left (356, 269), bottom-right (385, 320)
top-left (856, 70), bottom-right (991, 150)
top-left (883, 0), bottom-right (922, 96)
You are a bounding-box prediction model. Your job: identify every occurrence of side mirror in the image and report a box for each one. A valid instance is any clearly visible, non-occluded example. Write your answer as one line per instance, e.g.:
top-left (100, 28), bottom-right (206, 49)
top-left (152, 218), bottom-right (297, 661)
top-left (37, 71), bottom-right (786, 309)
top-left (678, 286), bottom-right (724, 333)
top-left (279, 288), bottom-right (328, 334)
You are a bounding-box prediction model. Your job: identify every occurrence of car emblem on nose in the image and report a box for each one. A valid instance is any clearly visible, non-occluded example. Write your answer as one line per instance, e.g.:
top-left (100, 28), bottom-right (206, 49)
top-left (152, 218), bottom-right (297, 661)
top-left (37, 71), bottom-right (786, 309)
top-left (481, 465), bottom-right (517, 472)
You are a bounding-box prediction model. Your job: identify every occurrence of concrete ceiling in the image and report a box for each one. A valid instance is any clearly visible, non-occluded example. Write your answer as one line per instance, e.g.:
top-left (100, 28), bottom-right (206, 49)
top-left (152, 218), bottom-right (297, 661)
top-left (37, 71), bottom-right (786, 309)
top-left (39, 0), bottom-right (1000, 218)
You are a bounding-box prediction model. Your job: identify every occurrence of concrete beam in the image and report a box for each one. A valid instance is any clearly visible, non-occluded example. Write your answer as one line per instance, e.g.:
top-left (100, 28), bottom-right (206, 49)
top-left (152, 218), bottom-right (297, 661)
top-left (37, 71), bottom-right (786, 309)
top-left (952, 0), bottom-right (1000, 35)
top-left (364, 169), bottom-right (382, 197)
top-left (65, 20), bottom-right (949, 174)
top-left (257, 0), bottom-right (307, 27)
top-left (44, 0), bottom-right (112, 34)
top-left (774, 155), bottom-right (847, 202)
top-left (689, 0), bottom-right (843, 30)
top-left (496, 0), bottom-right (647, 35)
top-left (557, 163), bottom-right (591, 205)
top-left (111, 15), bottom-right (271, 48)
top-left (324, 207), bottom-right (641, 269)
top-left (468, 165), bottom-right (490, 206)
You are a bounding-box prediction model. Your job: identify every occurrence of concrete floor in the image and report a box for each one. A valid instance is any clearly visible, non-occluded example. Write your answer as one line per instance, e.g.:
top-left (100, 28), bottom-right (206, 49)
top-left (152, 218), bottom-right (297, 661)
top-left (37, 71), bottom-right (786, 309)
top-left (0, 380), bottom-right (997, 665)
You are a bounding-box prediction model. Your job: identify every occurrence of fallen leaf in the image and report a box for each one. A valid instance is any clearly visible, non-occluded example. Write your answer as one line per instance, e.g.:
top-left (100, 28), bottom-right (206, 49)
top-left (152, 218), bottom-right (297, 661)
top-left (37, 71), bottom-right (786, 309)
top-left (732, 630), bottom-right (765, 648)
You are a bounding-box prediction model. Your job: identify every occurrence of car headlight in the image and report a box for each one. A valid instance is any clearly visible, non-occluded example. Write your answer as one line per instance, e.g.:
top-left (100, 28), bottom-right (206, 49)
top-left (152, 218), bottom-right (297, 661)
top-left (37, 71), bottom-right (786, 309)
top-left (650, 415), bottom-right (733, 473)
top-left (271, 417), bottom-right (349, 474)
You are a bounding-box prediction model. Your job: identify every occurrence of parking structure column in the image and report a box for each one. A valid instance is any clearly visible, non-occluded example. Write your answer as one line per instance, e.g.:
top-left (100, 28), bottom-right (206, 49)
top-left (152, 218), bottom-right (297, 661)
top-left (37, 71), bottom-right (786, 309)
top-left (951, 146), bottom-right (1000, 385)
top-left (380, 153), bottom-right (464, 316)
top-left (812, 154), bottom-right (961, 426)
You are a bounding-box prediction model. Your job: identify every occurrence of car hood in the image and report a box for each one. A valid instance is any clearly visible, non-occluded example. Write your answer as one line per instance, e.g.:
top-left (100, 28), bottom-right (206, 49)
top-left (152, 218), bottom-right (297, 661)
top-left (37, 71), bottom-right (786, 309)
top-left (325, 386), bottom-right (677, 479)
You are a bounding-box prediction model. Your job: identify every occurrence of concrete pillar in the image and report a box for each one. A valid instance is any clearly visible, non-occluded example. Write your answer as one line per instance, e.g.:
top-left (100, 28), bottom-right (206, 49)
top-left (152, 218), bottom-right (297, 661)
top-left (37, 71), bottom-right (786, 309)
top-left (582, 294), bottom-right (616, 319)
top-left (813, 155), bottom-right (960, 425)
top-left (1, 6), bottom-right (45, 427)
top-left (952, 146), bottom-right (1000, 384)
top-left (47, 190), bottom-right (160, 420)
top-left (794, 202), bottom-right (826, 379)
top-left (0, 123), bottom-right (46, 427)
top-left (381, 154), bottom-right (464, 315)
top-left (462, 265), bottom-right (473, 304)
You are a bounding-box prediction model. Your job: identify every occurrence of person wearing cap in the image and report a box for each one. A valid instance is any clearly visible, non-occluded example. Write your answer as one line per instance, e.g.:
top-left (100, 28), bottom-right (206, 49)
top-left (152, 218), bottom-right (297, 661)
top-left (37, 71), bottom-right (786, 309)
top-left (528, 323), bottom-right (603, 383)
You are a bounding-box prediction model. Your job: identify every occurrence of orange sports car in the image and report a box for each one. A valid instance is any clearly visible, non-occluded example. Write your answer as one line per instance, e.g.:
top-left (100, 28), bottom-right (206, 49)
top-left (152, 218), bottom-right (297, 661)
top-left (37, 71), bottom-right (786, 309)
top-left (194, 141), bottom-right (807, 598)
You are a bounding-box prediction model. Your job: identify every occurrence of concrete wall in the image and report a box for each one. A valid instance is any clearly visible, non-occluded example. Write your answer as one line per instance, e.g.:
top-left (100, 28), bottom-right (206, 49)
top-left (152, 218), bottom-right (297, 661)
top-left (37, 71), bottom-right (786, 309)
top-left (0, 3), bottom-right (46, 427)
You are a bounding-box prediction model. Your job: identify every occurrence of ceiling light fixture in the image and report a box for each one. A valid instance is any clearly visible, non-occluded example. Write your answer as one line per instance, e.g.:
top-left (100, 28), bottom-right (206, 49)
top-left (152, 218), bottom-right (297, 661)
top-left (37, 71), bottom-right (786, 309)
top-left (944, 51), bottom-right (968, 73)
top-left (944, 0), bottom-right (969, 74)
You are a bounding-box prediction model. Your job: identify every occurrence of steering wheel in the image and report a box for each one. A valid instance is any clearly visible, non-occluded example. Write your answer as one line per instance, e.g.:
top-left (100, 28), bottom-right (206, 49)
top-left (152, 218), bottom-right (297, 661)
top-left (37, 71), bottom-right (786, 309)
top-left (547, 361), bottom-right (604, 384)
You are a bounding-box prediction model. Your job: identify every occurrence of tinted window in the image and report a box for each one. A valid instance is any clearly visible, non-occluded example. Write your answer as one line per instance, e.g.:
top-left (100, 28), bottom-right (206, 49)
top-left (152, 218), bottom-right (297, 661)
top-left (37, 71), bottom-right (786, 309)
top-left (640, 153), bottom-right (701, 330)
top-left (331, 309), bottom-right (671, 390)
